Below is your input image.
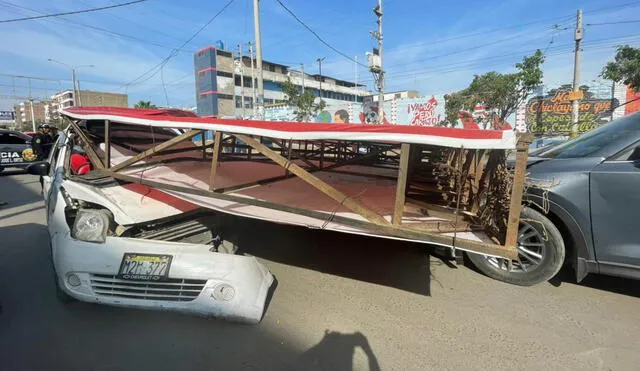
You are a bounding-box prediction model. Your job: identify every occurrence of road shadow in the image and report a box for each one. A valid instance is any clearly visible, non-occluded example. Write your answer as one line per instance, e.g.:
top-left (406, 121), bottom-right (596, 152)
top-left (291, 330), bottom-right (380, 371)
top-left (222, 214), bottom-right (433, 296)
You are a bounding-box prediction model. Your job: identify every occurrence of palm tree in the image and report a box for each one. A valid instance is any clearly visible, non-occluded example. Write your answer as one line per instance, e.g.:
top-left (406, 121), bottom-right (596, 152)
top-left (134, 100), bottom-right (157, 109)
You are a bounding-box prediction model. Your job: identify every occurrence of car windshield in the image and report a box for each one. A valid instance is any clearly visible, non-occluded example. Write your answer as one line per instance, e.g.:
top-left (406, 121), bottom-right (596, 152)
top-left (540, 113), bottom-right (640, 159)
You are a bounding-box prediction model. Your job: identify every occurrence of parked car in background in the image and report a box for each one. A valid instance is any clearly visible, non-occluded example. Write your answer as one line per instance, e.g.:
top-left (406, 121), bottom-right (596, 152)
top-left (469, 112), bottom-right (640, 285)
top-left (0, 129), bottom-right (38, 173)
top-left (528, 136), bottom-right (568, 152)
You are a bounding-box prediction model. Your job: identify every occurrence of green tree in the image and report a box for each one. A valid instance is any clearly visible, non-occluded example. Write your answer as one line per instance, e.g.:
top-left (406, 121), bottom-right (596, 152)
top-left (281, 79), bottom-right (326, 122)
top-left (444, 50), bottom-right (545, 125)
top-left (601, 45), bottom-right (640, 92)
top-left (134, 100), bottom-right (157, 109)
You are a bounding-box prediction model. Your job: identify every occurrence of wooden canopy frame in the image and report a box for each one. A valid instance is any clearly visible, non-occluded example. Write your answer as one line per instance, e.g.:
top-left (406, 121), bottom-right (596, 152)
top-left (65, 117), bottom-right (531, 260)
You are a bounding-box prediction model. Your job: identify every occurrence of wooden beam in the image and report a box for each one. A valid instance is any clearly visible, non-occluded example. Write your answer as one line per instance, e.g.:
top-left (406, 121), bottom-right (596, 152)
top-left (110, 129), bottom-right (200, 172)
top-left (392, 143), bottom-right (411, 225)
top-left (208, 131), bottom-right (223, 191)
top-left (285, 139), bottom-right (293, 176)
top-left (97, 169), bottom-right (517, 259)
top-left (201, 130), bottom-right (207, 159)
top-left (504, 135), bottom-right (533, 249)
top-left (66, 119), bottom-right (104, 170)
top-left (234, 133), bottom-right (390, 225)
top-left (104, 119), bottom-right (111, 168)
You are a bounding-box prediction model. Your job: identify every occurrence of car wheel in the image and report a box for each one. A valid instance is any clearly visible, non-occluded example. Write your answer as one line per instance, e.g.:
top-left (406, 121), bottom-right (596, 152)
top-left (467, 206), bottom-right (565, 286)
top-left (0, 166), bottom-right (4, 173)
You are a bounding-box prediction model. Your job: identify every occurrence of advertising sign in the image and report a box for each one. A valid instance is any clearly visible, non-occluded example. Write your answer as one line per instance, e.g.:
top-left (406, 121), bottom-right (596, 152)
top-left (0, 111), bottom-right (15, 122)
top-left (525, 89), bottom-right (618, 135)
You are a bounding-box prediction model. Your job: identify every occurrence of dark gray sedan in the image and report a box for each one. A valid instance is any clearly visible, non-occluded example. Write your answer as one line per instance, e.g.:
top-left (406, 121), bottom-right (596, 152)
top-left (469, 112), bottom-right (640, 285)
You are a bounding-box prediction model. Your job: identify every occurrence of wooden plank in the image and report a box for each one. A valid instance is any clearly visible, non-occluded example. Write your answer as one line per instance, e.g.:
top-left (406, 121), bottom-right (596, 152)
top-left (97, 169), bottom-right (517, 259)
top-left (201, 130), bottom-right (207, 159)
top-left (66, 119), bottom-right (104, 170)
top-left (208, 131), bottom-right (223, 191)
top-left (504, 135), bottom-right (533, 249)
top-left (110, 129), bottom-right (200, 172)
top-left (392, 143), bottom-right (411, 225)
top-left (234, 133), bottom-right (390, 226)
top-left (104, 119), bottom-right (111, 168)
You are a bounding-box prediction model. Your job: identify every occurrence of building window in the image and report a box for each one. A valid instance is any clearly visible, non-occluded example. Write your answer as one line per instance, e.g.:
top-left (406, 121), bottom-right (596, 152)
top-left (217, 71), bottom-right (233, 78)
top-left (216, 50), bottom-right (232, 58)
top-left (264, 98), bottom-right (274, 105)
top-left (267, 64), bottom-right (275, 72)
top-left (235, 96), bottom-right (242, 108)
top-left (218, 94), bottom-right (233, 100)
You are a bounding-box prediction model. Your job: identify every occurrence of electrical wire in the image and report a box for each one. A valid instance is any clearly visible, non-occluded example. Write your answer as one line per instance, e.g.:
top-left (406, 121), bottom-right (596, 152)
top-left (0, 1), bottom-right (192, 53)
top-left (0, 0), bottom-right (148, 23)
top-left (123, 0), bottom-right (235, 89)
top-left (273, 0), bottom-right (368, 68)
top-left (587, 20), bottom-right (640, 26)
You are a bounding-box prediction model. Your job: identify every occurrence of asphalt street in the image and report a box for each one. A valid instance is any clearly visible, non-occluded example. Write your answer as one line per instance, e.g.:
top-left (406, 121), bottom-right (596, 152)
top-left (1, 172), bottom-right (639, 371)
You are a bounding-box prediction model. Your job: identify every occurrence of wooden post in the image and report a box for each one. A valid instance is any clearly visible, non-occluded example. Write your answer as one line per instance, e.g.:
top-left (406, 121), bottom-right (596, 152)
top-left (209, 131), bottom-right (223, 191)
top-left (392, 143), bottom-right (410, 225)
top-left (504, 135), bottom-right (533, 249)
top-left (104, 120), bottom-right (111, 168)
top-left (234, 133), bottom-right (390, 225)
top-left (201, 130), bottom-right (207, 159)
top-left (110, 129), bottom-right (200, 172)
top-left (285, 139), bottom-right (293, 176)
top-left (319, 141), bottom-right (324, 168)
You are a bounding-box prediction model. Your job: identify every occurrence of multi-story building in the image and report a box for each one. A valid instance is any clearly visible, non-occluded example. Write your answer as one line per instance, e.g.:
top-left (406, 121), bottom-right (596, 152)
top-left (14, 101), bottom-right (48, 129)
top-left (370, 90), bottom-right (420, 102)
top-left (45, 90), bottom-right (128, 122)
top-left (194, 45), bottom-right (370, 117)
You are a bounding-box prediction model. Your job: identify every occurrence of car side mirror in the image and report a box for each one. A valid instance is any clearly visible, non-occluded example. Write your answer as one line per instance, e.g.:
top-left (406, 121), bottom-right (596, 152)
top-left (27, 162), bottom-right (50, 176)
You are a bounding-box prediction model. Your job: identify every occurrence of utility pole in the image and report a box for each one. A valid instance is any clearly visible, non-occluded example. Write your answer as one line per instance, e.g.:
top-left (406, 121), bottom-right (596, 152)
top-left (571, 9), bottom-right (583, 137)
top-left (28, 78), bottom-right (35, 132)
top-left (374, 0), bottom-right (384, 124)
top-left (300, 63), bottom-right (305, 93)
top-left (249, 42), bottom-right (257, 117)
top-left (72, 69), bottom-right (78, 106)
top-left (238, 44), bottom-right (245, 118)
top-left (252, 0), bottom-right (265, 119)
top-left (354, 55), bottom-right (358, 102)
top-left (317, 57), bottom-right (325, 100)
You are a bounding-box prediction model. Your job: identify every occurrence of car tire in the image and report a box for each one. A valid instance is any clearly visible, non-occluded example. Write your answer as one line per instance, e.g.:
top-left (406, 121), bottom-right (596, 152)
top-left (0, 166), bottom-right (4, 173)
top-left (467, 206), bottom-right (565, 286)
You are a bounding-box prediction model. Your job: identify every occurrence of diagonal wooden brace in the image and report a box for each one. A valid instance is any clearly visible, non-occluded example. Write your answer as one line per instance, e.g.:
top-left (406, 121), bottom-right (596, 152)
top-left (110, 129), bottom-right (201, 172)
top-left (234, 133), bottom-right (391, 226)
top-left (66, 118), bottom-right (104, 170)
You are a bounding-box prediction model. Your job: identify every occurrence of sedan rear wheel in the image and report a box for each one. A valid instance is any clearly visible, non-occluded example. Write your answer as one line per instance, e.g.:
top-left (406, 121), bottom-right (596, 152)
top-left (467, 206), bottom-right (565, 286)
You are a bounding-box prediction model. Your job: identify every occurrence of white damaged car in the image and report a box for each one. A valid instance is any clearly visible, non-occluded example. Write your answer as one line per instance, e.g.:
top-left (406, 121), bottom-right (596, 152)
top-left (28, 130), bottom-right (274, 323)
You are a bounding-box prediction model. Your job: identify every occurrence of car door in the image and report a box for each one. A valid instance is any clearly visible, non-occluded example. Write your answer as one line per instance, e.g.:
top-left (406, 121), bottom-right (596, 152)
top-left (0, 132), bottom-right (29, 168)
top-left (43, 135), bottom-right (64, 206)
top-left (589, 142), bottom-right (640, 268)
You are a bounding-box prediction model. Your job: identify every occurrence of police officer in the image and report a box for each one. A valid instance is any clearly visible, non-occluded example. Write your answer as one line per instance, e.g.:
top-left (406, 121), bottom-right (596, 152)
top-left (31, 124), bottom-right (52, 161)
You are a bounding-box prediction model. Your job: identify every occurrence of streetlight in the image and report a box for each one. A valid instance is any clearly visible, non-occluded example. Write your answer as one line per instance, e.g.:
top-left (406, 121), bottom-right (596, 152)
top-left (47, 59), bottom-right (94, 106)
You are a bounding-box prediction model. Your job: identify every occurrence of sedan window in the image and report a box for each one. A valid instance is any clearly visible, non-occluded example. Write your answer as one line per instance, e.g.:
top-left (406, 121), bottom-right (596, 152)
top-left (541, 113), bottom-right (640, 159)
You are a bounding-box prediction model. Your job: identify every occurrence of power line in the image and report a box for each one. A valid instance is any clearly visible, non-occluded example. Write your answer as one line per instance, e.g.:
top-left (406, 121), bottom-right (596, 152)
top-left (273, 0), bottom-right (367, 68)
top-left (123, 0), bottom-right (235, 89)
top-left (0, 0), bottom-right (148, 23)
top-left (0, 1), bottom-right (193, 53)
top-left (587, 20), bottom-right (640, 26)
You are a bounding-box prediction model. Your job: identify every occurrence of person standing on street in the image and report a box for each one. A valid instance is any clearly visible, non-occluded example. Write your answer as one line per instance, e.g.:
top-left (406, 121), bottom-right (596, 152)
top-left (31, 124), bottom-right (52, 161)
top-left (31, 124), bottom-right (52, 193)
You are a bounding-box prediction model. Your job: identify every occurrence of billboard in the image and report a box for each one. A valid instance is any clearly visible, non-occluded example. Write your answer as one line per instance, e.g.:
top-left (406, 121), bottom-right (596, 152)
top-left (524, 88), bottom-right (618, 135)
top-left (0, 110), bottom-right (15, 122)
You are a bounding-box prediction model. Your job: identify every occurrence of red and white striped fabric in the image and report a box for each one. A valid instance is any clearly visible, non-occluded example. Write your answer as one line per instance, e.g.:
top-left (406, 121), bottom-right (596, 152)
top-left (62, 106), bottom-right (516, 149)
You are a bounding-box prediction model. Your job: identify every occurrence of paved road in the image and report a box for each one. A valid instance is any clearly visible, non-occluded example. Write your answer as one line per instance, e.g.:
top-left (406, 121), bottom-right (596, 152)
top-left (1, 172), bottom-right (639, 371)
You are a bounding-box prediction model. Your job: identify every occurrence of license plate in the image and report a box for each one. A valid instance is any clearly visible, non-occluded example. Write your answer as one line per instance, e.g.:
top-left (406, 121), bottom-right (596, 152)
top-left (117, 253), bottom-right (173, 281)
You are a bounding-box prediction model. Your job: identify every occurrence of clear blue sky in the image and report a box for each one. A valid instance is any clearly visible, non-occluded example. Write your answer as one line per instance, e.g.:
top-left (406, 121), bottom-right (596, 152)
top-left (1, 0), bottom-right (639, 110)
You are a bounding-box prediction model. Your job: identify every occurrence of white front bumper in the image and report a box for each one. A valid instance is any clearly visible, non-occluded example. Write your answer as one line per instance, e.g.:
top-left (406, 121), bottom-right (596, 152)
top-left (51, 232), bottom-right (274, 323)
